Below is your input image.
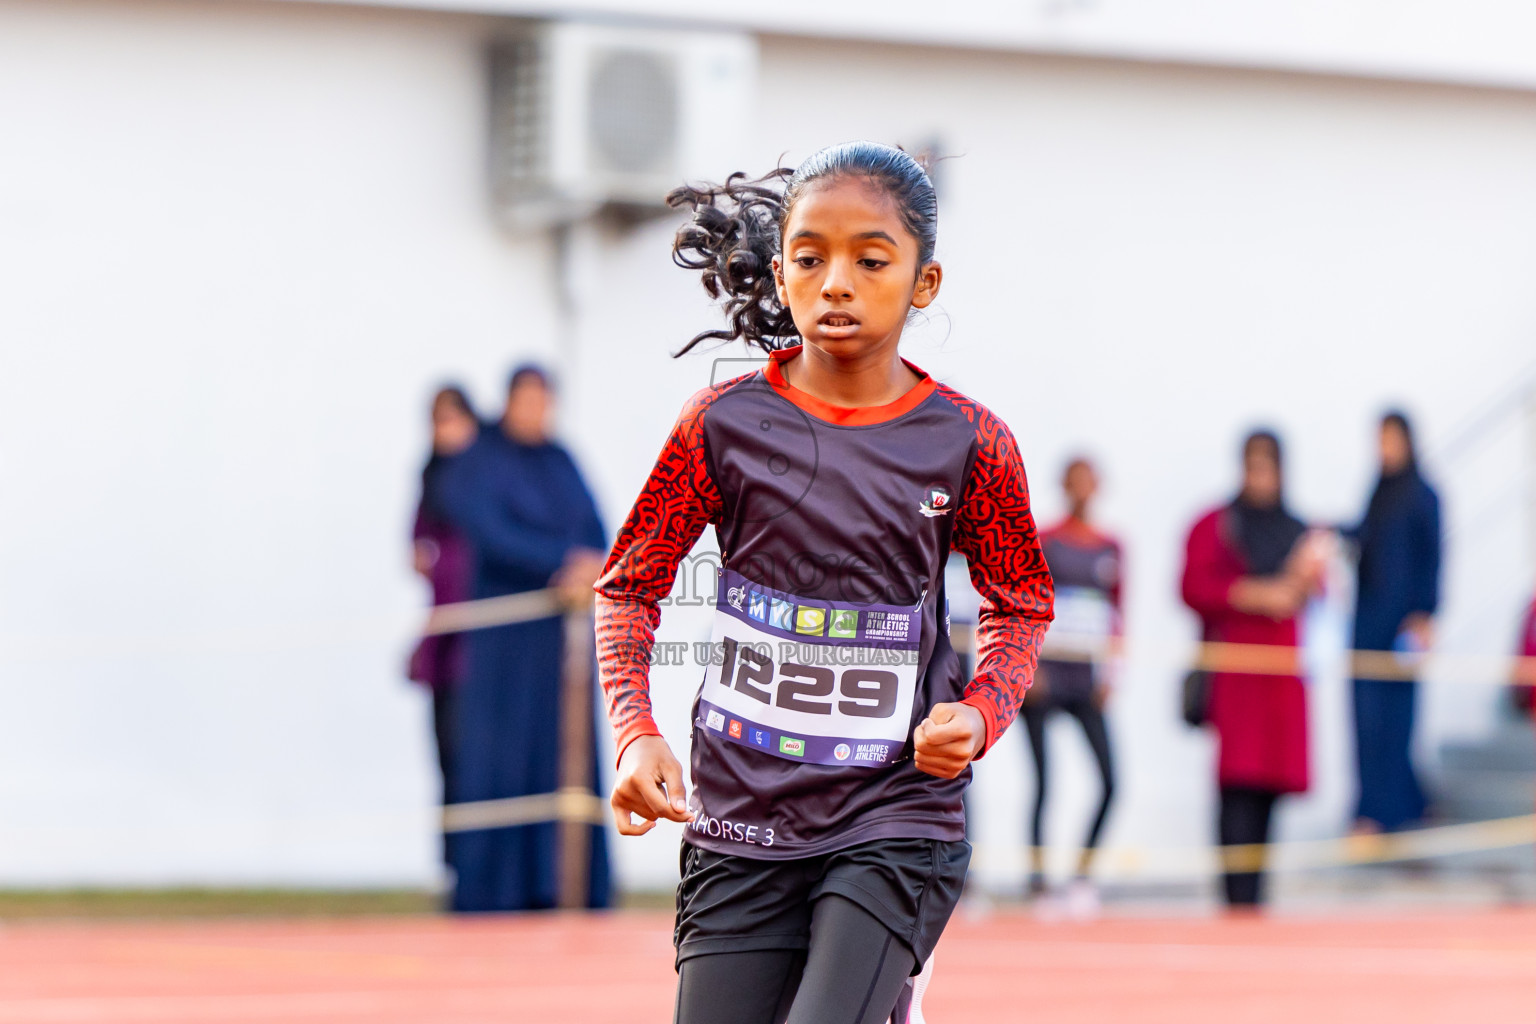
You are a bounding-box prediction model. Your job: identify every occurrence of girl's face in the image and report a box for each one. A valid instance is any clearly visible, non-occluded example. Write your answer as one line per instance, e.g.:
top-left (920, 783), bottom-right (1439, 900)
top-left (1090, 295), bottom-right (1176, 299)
top-left (771, 177), bottom-right (941, 358)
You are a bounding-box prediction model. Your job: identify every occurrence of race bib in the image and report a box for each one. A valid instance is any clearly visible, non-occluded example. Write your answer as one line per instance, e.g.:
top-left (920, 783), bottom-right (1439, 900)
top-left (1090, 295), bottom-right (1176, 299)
top-left (1051, 586), bottom-right (1114, 639)
top-left (696, 569), bottom-right (922, 768)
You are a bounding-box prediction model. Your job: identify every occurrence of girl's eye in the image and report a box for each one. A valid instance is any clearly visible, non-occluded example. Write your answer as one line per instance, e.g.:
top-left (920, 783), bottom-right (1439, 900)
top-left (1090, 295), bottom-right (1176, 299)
top-left (793, 256), bottom-right (821, 268)
top-left (859, 258), bottom-right (889, 269)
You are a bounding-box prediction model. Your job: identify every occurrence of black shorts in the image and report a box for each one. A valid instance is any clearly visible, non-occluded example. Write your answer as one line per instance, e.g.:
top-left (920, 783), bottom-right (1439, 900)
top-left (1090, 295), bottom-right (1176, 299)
top-left (674, 836), bottom-right (970, 973)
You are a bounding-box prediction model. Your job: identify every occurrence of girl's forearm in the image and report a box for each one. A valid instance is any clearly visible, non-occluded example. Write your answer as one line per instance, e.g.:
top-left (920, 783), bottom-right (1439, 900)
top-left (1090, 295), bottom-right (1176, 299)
top-left (595, 590), bottom-right (664, 765)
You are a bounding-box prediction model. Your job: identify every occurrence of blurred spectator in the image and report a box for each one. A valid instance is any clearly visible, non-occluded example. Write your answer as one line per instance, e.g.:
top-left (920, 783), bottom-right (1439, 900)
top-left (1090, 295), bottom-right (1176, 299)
top-left (408, 385), bottom-right (479, 864)
top-left (1181, 431), bottom-right (1323, 908)
top-left (1347, 411), bottom-right (1441, 835)
top-left (1024, 457), bottom-right (1120, 913)
top-left (1510, 590), bottom-right (1535, 718)
top-left (435, 365), bottom-right (611, 912)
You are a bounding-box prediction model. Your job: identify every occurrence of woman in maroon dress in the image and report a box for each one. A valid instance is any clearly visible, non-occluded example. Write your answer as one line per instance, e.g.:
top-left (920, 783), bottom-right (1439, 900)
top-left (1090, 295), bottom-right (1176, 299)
top-left (408, 385), bottom-right (479, 842)
top-left (1181, 431), bottom-right (1323, 907)
top-left (1513, 592), bottom-right (1536, 719)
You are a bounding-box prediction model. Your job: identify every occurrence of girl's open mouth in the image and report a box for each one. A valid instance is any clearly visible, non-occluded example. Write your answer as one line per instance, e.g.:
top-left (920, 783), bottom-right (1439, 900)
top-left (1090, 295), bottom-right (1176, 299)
top-left (817, 311), bottom-right (860, 329)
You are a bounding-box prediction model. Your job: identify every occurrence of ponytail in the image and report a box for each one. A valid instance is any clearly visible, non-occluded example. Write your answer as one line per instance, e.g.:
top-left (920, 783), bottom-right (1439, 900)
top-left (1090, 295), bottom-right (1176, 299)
top-left (667, 170), bottom-right (797, 356)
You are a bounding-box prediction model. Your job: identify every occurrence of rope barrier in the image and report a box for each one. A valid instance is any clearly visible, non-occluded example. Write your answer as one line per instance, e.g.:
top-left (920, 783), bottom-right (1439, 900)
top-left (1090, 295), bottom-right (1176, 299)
top-left (441, 787), bottom-right (606, 833)
top-left (416, 608), bottom-right (1531, 888)
top-left (3, 588), bottom-right (1530, 688)
top-left (432, 788), bottom-right (1532, 879)
top-left (5, 783), bottom-right (1521, 878)
top-left (420, 589), bottom-right (563, 636)
top-left (970, 813), bottom-right (1536, 882)
top-left (2, 589), bottom-right (1526, 885)
top-left (429, 784), bottom-right (1533, 875)
top-left (1037, 632), bottom-right (1536, 686)
top-left (0, 588), bottom-right (567, 663)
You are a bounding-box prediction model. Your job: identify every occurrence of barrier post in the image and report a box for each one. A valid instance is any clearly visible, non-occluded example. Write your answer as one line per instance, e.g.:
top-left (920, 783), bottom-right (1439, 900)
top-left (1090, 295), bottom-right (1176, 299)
top-left (557, 608), bottom-right (595, 910)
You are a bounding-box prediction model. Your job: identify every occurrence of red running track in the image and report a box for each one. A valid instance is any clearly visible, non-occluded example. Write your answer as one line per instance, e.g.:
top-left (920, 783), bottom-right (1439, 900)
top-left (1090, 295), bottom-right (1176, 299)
top-left (1, 908), bottom-right (1533, 1022)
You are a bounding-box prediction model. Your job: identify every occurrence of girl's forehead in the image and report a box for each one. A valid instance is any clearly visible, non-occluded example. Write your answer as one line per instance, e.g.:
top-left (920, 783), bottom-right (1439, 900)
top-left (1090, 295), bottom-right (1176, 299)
top-left (783, 177), bottom-right (908, 238)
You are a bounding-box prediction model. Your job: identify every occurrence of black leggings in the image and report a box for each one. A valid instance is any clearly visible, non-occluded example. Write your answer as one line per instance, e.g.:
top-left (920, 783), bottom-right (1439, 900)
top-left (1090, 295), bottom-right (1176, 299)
top-left (674, 896), bottom-right (916, 1024)
top-left (1022, 693), bottom-right (1116, 881)
top-left (1218, 786), bottom-right (1279, 906)
top-left (431, 688), bottom-right (458, 867)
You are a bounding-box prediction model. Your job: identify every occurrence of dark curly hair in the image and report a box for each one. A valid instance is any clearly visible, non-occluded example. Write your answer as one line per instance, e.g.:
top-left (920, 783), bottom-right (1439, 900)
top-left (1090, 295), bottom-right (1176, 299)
top-left (667, 141), bottom-right (938, 356)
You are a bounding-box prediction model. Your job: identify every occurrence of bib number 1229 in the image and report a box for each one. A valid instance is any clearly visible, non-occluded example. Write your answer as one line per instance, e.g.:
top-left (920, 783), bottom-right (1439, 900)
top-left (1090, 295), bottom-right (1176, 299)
top-left (719, 637), bottom-right (898, 720)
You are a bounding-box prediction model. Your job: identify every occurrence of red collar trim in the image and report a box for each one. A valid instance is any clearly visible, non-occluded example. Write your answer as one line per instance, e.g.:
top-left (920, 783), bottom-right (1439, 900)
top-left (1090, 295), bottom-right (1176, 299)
top-left (762, 346), bottom-right (937, 426)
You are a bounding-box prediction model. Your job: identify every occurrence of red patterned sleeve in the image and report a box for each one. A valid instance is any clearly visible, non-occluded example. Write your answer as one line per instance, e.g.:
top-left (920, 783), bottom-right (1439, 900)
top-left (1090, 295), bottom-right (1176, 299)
top-left (594, 385), bottom-right (728, 764)
top-left (944, 394), bottom-right (1055, 757)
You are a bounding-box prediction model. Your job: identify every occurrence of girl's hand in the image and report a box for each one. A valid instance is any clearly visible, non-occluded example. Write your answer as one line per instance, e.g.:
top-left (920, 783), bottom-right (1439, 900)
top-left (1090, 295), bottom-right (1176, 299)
top-left (611, 735), bottom-right (694, 836)
top-left (913, 702), bottom-right (986, 779)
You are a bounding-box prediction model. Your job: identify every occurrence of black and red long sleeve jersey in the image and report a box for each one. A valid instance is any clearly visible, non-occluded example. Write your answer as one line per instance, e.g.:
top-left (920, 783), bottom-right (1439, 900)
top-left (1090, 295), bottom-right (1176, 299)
top-left (595, 346), bottom-right (1054, 859)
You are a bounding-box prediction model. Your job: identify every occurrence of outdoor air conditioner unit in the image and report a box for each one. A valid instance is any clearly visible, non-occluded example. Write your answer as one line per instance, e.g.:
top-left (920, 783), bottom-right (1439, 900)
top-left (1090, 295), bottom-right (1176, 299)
top-left (490, 22), bottom-right (758, 227)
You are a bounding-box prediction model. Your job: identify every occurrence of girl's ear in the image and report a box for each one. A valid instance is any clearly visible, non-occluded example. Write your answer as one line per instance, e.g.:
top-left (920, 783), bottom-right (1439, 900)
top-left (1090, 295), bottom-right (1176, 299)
top-left (911, 261), bottom-right (943, 309)
top-left (771, 254), bottom-right (789, 306)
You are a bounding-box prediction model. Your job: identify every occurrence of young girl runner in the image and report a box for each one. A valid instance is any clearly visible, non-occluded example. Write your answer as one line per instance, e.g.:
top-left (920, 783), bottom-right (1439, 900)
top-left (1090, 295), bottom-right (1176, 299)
top-left (595, 141), bottom-right (1055, 1024)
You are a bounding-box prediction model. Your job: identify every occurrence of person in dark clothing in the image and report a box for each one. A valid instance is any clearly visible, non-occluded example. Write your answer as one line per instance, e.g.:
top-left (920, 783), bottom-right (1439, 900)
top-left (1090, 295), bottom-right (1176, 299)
top-left (1181, 431), bottom-right (1324, 907)
top-left (1509, 591), bottom-right (1535, 719)
top-left (408, 386), bottom-right (479, 861)
top-left (1023, 457), bottom-right (1120, 913)
top-left (434, 364), bottom-right (612, 912)
top-left (1348, 410), bottom-right (1442, 835)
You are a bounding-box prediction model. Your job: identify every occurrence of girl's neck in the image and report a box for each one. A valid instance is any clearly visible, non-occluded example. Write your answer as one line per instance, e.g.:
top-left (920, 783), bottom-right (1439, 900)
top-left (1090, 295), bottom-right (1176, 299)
top-left (781, 342), bottom-right (920, 409)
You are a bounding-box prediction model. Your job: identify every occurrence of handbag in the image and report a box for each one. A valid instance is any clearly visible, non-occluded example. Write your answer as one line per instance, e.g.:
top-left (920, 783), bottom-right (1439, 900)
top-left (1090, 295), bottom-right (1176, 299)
top-left (1181, 668), bottom-right (1210, 728)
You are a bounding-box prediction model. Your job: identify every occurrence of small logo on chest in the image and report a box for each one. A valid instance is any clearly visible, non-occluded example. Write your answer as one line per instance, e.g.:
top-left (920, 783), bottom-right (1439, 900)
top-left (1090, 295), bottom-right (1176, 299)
top-left (919, 485), bottom-right (954, 518)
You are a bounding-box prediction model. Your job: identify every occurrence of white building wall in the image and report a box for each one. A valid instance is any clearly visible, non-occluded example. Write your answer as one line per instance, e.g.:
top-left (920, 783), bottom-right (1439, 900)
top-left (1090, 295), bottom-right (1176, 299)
top-left (300, 0), bottom-right (1536, 94)
top-left (0, 0), bottom-right (564, 885)
top-left (1, 0), bottom-right (1533, 889)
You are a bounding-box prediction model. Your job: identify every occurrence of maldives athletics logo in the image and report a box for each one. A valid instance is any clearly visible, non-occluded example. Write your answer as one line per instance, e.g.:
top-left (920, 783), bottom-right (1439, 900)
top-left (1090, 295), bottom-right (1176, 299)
top-left (919, 484), bottom-right (954, 518)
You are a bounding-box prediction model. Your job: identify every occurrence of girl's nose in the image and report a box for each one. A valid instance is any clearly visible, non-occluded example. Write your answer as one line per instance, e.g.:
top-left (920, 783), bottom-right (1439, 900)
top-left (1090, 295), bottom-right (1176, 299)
top-left (821, 259), bottom-right (855, 300)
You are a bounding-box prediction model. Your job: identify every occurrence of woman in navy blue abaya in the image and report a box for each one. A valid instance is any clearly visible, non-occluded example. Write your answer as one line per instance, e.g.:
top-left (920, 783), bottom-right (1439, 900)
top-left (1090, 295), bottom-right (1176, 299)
top-left (436, 365), bottom-right (612, 911)
top-left (1349, 411), bottom-right (1442, 834)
